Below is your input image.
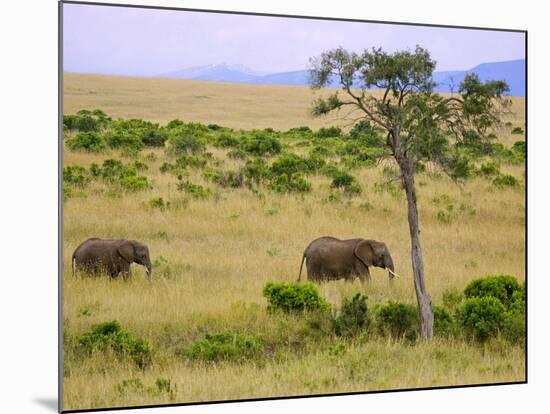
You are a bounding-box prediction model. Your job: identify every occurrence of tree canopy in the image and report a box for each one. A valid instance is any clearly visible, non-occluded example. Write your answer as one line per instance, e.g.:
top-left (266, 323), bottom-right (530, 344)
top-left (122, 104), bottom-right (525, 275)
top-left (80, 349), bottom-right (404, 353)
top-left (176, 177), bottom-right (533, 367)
top-left (309, 46), bottom-right (511, 180)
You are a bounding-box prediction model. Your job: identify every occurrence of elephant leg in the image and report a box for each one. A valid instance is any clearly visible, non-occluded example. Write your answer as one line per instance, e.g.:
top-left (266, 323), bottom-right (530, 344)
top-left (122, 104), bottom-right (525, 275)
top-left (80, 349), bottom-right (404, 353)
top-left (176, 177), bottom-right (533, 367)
top-left (358, 267), bottom-right (371, 284)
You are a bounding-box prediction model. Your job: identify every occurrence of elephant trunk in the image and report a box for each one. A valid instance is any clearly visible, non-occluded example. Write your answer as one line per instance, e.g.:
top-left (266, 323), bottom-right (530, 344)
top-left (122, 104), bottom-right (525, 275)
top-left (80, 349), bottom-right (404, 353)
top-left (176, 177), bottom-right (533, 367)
top-left (145, 261), bottom-right (152, 278)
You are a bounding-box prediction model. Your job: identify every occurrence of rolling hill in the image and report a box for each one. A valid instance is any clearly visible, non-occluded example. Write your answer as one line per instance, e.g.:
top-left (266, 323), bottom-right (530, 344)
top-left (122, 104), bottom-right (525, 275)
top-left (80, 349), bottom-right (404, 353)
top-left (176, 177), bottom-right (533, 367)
top-left (156, 59), bottom-right (525, 96)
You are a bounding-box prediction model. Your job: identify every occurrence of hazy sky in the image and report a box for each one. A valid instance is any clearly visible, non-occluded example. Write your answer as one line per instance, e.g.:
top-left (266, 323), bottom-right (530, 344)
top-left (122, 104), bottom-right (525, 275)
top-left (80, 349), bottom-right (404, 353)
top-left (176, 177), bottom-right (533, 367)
top-left (63, 3), bottom-right (526, 76)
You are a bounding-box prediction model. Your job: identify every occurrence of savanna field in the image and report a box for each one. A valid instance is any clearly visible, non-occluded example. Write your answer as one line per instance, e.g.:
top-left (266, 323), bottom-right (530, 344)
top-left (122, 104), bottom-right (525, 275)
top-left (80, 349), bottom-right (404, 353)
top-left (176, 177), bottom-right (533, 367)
top-left (62, 73), bottom-right (526, 410)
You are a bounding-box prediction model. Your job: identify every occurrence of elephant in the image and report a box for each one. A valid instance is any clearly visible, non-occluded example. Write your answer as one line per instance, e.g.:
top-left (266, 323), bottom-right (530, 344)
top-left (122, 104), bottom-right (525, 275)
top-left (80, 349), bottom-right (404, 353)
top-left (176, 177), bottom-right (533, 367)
top-left (297, 236), bottom-right (397, 283)
top-left (72, 238), bottom-right (152, 279)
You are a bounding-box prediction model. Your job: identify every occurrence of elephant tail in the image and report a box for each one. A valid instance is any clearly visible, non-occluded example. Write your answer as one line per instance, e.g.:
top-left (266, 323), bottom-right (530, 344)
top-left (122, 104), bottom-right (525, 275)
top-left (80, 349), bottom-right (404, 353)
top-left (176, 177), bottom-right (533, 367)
top-left (297, 255), bottom-right (306, 282)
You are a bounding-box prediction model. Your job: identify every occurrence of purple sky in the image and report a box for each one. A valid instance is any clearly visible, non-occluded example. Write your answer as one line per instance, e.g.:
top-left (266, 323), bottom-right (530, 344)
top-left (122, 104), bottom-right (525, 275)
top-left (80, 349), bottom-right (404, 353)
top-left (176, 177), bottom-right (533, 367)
top-left (63, 3), bottom-right (525, 76)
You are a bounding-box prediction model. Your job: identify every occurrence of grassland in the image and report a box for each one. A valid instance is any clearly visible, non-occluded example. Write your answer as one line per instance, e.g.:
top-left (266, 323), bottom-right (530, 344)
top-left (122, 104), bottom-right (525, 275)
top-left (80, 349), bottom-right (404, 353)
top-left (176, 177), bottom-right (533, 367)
top-left (62, 73), bottom-right (526, 410)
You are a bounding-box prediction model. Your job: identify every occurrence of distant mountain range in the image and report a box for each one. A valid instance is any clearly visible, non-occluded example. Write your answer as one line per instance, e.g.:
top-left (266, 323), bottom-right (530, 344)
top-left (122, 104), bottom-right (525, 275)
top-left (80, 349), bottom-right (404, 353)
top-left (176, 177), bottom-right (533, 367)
top-left (157, 59), bottom-right (525, 96)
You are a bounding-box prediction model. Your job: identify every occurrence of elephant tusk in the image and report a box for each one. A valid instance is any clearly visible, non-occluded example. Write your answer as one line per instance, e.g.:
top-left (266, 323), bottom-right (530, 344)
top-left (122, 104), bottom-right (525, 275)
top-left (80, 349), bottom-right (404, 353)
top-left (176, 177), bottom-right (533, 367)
top-left (388, 269), bottom-right (402, 278)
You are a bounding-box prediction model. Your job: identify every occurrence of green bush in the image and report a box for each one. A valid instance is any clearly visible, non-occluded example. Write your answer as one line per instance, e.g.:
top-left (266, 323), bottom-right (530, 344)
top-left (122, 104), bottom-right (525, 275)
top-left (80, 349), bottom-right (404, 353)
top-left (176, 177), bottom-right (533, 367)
top-left (433, 305), bottom-right (455, 337)
top-left (458, 296), bottom-right (505, 341)
top-left (166, 123), bottom-right (207, 155)
top-left (310, 145), bottom-right (336, 158)
top-left (502, 282), bottom-right (526, 344)
top-left (377, 302), bottom-right (418, 340)
top-left (176, 181), bottom-right (212, 199)
top-left (94, 159), bottom-right (150, 192)
top-left (63, 166), bottom-right (91, 187)
top-left (511, 126), bottom-right (524, 135)
top-left (239, 132), bottom-right (282, 156)
top-left (213, 132), bottom-right (240, 148)
top-left (478, 162), bottom-right (500, 177)
top-left (78, 320), bottom-right (151, 368)
top-left (511, 140), bottom-right (526, 160)
top-left (148, 197), bottom-right (169, 210)
top-left (463, 275), bottom-right (521, 309)
top-left (333, 293), bottom-right (370, 337)
top-left (330, 171), bottom-right (362, 195)
top-left (269, 173), bottom-right (311, 193)
top-left (63, 109), bottom-right (111, 132)
top-left (179, 332), bottom-right (263, 363)
top-left (104, 119), bottom-right (167, 148)
top-left (493, 174), bottom-right (519, 188)
top-left (270, 153), bottom-right (311, 176)
top-left (348, 120), bottom-right (385, 146)
top-left (338, 141), bottom-right (387, 165)
top-left (243, 159), bottom-right (270, 187)
top-left (263, 282), bottom-right (330, 313)
top-left (204, 168), bottom-right (243, 188)
top-left (66, 131), bottom-right (107, 152)
top-left (317, 126), bottom-right (342, 138)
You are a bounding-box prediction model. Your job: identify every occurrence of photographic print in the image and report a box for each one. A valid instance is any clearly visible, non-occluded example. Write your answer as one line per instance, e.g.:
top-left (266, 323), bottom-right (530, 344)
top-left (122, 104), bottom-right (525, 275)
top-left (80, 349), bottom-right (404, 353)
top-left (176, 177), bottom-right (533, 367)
top-left (61, 1), bottom-right (526, 411)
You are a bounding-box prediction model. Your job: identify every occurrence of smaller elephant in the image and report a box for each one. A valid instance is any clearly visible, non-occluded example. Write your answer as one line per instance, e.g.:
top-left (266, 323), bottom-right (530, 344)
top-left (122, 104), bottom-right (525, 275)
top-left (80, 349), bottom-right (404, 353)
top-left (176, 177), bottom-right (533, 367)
top-left (72, 238), bottom-right (152, 279)
top-left (297, 236), bottom-right (398, 283)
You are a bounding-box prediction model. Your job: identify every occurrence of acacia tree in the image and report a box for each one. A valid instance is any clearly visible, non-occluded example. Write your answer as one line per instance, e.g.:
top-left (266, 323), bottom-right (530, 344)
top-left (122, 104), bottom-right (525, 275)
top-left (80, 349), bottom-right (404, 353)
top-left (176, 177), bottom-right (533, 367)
top-left (309, 46), bottom-right (510, 339)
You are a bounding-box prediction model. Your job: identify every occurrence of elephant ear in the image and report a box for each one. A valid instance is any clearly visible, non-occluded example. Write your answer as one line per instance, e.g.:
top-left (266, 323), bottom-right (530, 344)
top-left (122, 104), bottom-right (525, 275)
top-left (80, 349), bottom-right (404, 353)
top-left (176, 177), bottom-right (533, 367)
top-left (354, 240), bottom-right (376, 268)
top-left (117, 241), bottom-right (135, 263)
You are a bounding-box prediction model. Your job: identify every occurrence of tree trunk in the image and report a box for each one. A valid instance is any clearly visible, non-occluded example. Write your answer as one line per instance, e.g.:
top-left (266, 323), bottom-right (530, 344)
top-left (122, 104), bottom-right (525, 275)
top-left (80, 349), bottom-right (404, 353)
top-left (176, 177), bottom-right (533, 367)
top-left (397, 156), bottom-right (434, 339)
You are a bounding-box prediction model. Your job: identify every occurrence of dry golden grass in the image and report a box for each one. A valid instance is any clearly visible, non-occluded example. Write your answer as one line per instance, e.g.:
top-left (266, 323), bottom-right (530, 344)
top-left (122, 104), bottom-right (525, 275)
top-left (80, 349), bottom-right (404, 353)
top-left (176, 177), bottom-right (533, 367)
top-left (64, 73), bottom-right (525, 146)
top-left (62, 74), bottom-right (526, 410)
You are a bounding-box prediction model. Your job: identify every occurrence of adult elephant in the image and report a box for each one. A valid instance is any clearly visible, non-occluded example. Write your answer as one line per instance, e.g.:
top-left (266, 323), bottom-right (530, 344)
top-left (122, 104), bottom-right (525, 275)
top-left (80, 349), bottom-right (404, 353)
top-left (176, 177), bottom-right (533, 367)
top-left (297, 236), bottom-right (398, 283)
top-left (72, 238), bottom-right (152, 279)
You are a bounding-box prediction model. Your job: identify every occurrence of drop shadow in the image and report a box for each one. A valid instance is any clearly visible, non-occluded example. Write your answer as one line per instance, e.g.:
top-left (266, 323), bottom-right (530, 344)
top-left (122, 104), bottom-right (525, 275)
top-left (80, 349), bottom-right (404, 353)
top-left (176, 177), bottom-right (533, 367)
top-left (34, 397), bottom-right (58, 412)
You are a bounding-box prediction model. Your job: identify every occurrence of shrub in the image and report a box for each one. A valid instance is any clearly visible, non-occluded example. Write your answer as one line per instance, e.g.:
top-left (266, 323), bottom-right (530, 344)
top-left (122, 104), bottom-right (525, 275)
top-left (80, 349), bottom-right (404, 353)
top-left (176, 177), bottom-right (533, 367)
top-left (310, 145), bottom-right (335, 158)
top-left (270, 153), bottom-right (310, 176)
top-left (119, 175), bottom-right (150, 192)
top-left (78, 320), bottom-right (151, 368)
top-left (317, 126), bottom-right (342, 138)
top-left (285, 126), bottom-right (314, 138)
top-left (243, 159), bottom-right (270, 187)
top-left (213, 132), bottom-right (240, 148)
top-left (204, 169), bottom-right (243, 188)
top-left (239, 132), bottom-right (282, 156)
top-left (493, 174), bottom-right (519, 188)
top-left (176, 181), bottom-right (212, 199)
top-left (502, 282), bottom-right (526, 344)
top-left (63, 166), bottom-right (91, 187)
top-left (511, 126), bottom-right (524, 135)
top-left (63, 109), bottom-right (111, 132)
top-left (348, 120), bottom-right (385, 146)
top-left (166, 123), bottom-right (207, 155)
top-left (377, 302), bottom-right (418, 340)
top-left (269, 173), bottom-right (311, 193)
top-left (94, 159), bottom-right (150, 192)
top-left (149, 197), bottom-right (169, 210)
top-left (478, 162), bottom-right (500, 177)
top-left (333, 293), bottom-right (370, 337)
top-left (66, 131), bottom-right (107, 152)
top-left (511, 140), bottom-right (526, 160)
top-left (104, 128), bottom-right (144, 153)
top-left (458, 296), bottom-right (505, 341)
top-left (263, 282), bottom-right (330, 313)
top-left (330, 171), bottom-right (362, 195)
top-left (179, 332), bottom-right (263, 363)
top-left (463, 275), bottom-right (521, 309)
top-left (433, 305), bottom-right (455, 337)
